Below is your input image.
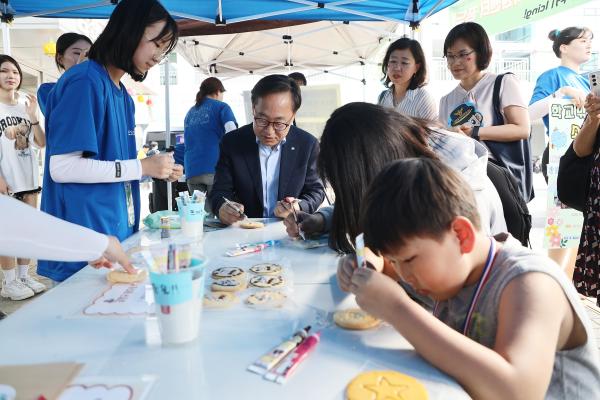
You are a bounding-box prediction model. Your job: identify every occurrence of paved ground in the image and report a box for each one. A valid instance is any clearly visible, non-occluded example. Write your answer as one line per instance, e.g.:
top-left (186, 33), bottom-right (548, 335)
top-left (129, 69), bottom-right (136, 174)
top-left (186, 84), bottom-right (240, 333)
top-left (2, 174), bottom-right (600, 350)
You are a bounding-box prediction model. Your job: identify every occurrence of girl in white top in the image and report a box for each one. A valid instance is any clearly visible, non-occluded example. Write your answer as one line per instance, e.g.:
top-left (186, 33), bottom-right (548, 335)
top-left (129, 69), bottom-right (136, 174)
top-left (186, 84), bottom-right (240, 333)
top-left (377, 37), bottom-right (438, 121)
top-left (0, 55), bottom-right (47, 301)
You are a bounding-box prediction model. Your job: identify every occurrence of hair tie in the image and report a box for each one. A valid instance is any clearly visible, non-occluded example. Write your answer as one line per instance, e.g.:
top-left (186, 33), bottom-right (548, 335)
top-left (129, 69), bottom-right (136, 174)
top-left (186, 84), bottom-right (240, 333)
top-left (555, 29), bottom-right (561, 37)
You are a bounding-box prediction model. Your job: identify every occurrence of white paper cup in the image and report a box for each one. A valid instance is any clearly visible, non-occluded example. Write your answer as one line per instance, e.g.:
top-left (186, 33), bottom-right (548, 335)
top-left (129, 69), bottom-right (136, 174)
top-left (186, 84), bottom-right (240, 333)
top-left (181, 218), bottom-right (203, 238)
top-left (150, 259), bottom-right (206, 345)
top-left (179, 203), bottom-right (205, 238)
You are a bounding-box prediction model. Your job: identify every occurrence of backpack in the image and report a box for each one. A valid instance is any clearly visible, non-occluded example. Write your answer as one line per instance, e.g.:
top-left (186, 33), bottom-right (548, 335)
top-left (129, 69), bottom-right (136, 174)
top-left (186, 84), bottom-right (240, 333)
top-left (486, 161), bottom-right (532, 247)
top-left (488, 73), bottom-right (535, 203)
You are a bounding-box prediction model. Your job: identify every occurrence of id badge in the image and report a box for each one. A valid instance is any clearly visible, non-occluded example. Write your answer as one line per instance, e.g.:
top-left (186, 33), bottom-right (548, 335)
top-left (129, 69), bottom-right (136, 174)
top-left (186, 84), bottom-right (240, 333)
top-left (125, 182), bottom-right (135, 227)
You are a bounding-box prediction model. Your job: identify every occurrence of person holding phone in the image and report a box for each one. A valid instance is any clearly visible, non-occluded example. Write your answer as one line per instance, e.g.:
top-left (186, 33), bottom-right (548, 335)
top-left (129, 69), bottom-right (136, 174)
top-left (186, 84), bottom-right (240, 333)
top-left (37, 32), bottom-right (93, 116)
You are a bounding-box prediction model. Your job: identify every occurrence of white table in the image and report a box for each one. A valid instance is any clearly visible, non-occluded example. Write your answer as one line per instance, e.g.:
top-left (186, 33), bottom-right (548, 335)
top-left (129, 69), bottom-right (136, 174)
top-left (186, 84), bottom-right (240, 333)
top-left (0, 219), bottom-right (470, 399)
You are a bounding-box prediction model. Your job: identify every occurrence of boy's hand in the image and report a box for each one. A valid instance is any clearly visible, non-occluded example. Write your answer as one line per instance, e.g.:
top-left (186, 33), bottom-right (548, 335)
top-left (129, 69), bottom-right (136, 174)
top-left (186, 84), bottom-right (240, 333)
top-left (336, 254), bottom-right (356, 292)
top-left (350, 267), bottom-right (408, 321)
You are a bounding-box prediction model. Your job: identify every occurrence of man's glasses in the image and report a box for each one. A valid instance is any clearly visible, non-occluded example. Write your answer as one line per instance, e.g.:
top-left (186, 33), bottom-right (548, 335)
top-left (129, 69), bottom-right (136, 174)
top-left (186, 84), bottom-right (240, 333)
top-left (445, 50), bottom-right (475, 64)
top-left (253, 117), bottom-right (292, 132)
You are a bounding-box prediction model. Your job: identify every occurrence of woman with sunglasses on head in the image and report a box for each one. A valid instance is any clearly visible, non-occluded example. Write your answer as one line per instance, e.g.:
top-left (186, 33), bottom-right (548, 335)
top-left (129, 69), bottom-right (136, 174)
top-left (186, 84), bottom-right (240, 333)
top-left (0, 54), bottom-right (47, 300)
top-left (184, 77), bottom-right (237, 215)
top-left (39, 0), bottom-right (183, 283)
top-left (37, 32), bottom-right (93, 116)
top-left (439, 22), bottom-right (532, 202)
top-left (377, 37), bottom-right (437, 121)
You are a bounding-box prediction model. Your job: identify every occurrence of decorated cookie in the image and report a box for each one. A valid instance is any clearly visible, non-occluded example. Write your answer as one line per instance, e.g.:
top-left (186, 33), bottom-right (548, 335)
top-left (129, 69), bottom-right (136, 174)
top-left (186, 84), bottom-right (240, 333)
top-left (249, 275), bottom-right (285, 288)
top-left (333, 308), bottom-right (381, 330)
top-left (245, 290), bottom-right (287, 308)
top-left (211, 278), bottom-right (246, 292)
top-left (106, 269), bottom-right (148, 284)
top-left (211, 267), bottom-right (245, 281)
top-left (249, 263), bottom-right (283, 275)
top-left (346, 370), bottom-right (429, 400)
top-left (204, 292), bottom-right (237, 308)
top-left (239, 220), bottom-right (265, 229)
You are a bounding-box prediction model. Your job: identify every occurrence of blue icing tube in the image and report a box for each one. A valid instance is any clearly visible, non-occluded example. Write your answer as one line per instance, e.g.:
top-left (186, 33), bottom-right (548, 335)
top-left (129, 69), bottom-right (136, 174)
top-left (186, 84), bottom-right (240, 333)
top-left (150, 270), bottom-right (193, 306)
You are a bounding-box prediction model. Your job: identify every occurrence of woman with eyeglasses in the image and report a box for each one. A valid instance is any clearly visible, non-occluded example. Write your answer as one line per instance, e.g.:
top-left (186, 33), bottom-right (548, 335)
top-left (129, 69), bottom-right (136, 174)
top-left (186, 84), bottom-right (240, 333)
top-left (377, 37), bottom-right (438, 121)
top-left (439, 22), bottom-right (532, 202)
top-left (530, 27), bottom-right (593, 182)
top-left (0, 54), bottom-right (47, 300)
top-left (37, 32), bottom-right (93, 117)
top-left (38, 0), bottom-right (183, 283)
top-left (184, 77), bottom-right (237, 214)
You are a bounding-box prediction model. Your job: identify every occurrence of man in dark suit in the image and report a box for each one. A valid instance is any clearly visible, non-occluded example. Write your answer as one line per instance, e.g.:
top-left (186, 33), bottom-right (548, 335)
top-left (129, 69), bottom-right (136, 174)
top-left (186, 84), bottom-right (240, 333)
top-left (209, 74), bottom-right (325, 225)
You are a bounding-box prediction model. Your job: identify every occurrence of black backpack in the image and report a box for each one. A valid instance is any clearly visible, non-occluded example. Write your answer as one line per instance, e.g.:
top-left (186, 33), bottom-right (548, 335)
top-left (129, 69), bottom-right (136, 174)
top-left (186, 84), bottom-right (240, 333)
top-left (486, 161), bottom-right (532, 247)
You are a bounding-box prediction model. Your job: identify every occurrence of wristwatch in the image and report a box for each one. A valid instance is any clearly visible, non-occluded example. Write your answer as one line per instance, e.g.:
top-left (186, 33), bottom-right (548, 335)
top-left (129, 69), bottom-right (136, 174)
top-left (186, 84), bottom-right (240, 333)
top-left (471, 126), bottom-right (480, 141)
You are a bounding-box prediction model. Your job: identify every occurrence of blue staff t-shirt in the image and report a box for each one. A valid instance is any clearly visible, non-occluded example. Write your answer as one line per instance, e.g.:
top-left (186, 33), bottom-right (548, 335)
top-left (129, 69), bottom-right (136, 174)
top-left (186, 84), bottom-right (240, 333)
top-left (39, 60), bottom-right (140, 282)
top-left (36, 82), bottom-right (55, 117)
top-left (184, 98), bottom-right (236, 178)
top-left (529, 66), bottom-right (589, 135)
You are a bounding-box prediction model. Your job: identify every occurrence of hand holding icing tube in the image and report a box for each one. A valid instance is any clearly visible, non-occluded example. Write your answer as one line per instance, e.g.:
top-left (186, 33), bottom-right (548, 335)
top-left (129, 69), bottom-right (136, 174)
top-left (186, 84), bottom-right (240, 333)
top-left (247, 326), bottom-right (311, 375)
top-left (264, 332), bottom-right (321, 384)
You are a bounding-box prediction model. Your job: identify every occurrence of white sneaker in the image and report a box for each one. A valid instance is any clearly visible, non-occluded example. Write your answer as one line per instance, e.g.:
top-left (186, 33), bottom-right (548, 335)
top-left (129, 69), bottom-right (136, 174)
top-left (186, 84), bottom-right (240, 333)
top-left (1, 279), bottom-right (34, 300)
top-left (20, 275), bottom-right (46, 294)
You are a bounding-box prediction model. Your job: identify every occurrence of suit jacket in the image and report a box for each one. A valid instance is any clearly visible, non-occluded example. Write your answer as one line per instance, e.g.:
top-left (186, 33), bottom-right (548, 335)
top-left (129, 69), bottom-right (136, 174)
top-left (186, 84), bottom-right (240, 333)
top-left (209, 123), bottom-right (325, 218)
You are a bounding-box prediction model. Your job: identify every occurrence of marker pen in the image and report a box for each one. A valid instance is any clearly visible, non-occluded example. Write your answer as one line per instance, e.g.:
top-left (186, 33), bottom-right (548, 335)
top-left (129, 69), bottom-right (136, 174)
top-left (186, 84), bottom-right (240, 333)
top-left (264, 332), bottom-right (321, 384)
top-left (247, 326), bottom-right (311, 375)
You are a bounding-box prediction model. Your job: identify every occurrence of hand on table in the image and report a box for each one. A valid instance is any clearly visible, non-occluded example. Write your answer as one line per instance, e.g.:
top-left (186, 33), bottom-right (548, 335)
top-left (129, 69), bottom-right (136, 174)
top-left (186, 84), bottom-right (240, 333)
top-left (90, 236), bottom-right (137, 273)
top-left (283, 211), bottom-right (325, 238)
top-left (218, 200), bottom-right (245, 225)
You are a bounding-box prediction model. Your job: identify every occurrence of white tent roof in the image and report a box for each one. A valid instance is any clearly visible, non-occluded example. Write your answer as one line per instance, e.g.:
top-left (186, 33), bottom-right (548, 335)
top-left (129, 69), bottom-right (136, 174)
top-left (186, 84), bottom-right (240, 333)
top-left (177, 20), bottom-right (401, 80)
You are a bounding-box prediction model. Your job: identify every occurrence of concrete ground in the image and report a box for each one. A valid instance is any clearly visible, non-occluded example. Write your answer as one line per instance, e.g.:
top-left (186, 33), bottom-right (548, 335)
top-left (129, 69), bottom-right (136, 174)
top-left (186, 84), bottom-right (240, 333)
top-left (2, 174), bottom-right (600, 350)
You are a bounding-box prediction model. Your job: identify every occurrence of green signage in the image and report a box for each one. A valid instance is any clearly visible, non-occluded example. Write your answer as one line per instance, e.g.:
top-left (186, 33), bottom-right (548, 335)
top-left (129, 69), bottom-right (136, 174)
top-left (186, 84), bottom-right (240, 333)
top-left (449, 0), bottom-right (591, 35)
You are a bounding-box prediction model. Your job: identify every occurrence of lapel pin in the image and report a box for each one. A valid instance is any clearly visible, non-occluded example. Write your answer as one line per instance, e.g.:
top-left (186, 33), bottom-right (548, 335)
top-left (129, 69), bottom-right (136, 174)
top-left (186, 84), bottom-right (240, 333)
top-left (291, 147), bottom-right (295, 150)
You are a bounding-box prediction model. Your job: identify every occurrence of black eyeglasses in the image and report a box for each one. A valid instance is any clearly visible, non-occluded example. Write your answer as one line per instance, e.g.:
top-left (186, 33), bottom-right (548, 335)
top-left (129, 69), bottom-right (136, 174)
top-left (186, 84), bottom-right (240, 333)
top-left (445, 50), bottom-right (475, 64)
top-left (253, 117), bottom-right (292, 132)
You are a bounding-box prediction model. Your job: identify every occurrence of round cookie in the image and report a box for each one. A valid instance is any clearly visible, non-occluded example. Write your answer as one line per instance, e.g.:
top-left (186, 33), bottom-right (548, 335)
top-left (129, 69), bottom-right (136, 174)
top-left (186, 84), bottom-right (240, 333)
top-left (249, 275), bottom-right (284, 288)
top-left (334, 308), bottom-right (381, 330)
top-left (346, 370), bottom-right (429, 400)
top-left (211, 278), bottom-right (246, 292)
top-left (204, 292), bottom-right (237, 308)
top-left (239, 220), bottom-right (265, 229)
top-left (245, 290), bottom-right (287, 308)
top-left (107, 268), bottom-right (148, 284)
top-left (249, 263), bottom-right (283, 275)
top-left (211, 267), bottom-right (245, 281)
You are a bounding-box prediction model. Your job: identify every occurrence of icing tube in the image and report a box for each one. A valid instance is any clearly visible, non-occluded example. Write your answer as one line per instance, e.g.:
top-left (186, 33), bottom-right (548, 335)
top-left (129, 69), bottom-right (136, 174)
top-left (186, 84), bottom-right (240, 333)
top-left (247, 326), bottom-right (311, 375)
top-left (355, 233), bottom-right (366, 268)
top-left (264, 332), bottom-right (321, 384)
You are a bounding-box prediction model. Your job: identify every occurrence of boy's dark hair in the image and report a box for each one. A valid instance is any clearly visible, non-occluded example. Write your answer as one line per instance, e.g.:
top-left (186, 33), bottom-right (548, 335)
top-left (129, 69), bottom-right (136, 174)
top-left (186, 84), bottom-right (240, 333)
top-left (288, 72), bottom-right (307, 86)
top-left (88, 0), bottom-right (178, 82)
top-left (443, 22), bottom-right (492, 71)
top-left (381, 37), bottom-right (427, 90)
top-left (0, 54), bottom-right (22, 90)
top-left (195, 77), bottom-right (225, 106)
top-left (55, 32), bottom-right (92, 71)
top-left (361, 158), bottom-right (481, 255)
top-left (318, 102), bottom-right (438, 253)
top-left (548, 27), bottom-right (593, 58)
top-left (251, 74), bottom-right (301, 112)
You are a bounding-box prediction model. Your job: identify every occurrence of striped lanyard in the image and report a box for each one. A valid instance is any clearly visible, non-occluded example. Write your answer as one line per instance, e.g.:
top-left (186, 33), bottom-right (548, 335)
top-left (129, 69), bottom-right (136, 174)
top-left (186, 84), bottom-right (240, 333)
top-left (433, 238), bottom-right (497, 335)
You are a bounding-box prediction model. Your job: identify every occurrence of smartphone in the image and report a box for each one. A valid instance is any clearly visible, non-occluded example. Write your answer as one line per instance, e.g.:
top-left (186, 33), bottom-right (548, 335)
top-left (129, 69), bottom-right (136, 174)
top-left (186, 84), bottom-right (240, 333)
top-left (589, 71), bottom-right (600, 97)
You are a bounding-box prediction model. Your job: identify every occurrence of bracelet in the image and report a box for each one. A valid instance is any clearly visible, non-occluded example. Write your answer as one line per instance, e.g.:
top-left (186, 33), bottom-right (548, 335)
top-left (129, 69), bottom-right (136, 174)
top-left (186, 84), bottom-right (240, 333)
top-left (471, 126), bottom-right (480, 141)
top-left (30, 121), bottom-right (39, 126)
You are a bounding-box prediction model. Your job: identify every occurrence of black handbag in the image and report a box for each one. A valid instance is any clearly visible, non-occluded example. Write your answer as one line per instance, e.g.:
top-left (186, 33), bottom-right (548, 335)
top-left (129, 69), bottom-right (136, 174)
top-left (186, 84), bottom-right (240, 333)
top-left (557, 136), bottom-right (599, 212)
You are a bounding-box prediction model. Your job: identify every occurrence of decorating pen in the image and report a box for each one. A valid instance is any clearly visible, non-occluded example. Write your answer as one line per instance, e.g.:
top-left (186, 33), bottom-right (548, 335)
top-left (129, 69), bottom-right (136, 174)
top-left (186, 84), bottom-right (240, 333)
top-left (264, 332), bottom-right (321, 384)
top-left (355, 233), bottom-right (366, 268)
top-left (222, 196), bottom-right (247, 218)
top-left (247, 325), bottom-right (311, 375)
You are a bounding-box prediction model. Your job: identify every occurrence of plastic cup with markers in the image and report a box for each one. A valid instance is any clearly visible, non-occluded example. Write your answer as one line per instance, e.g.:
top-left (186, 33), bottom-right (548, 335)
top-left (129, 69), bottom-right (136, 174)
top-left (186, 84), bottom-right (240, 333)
top-left (176, 190), bottom-right (206, 239)
top-left (145, 243), bottom-right (208, 345)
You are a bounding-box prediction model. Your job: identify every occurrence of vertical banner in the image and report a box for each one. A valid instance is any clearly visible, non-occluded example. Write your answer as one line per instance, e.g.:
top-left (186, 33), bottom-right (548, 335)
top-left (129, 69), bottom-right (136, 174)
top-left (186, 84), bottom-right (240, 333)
top-left (545, 100), bottom-right (585, 248)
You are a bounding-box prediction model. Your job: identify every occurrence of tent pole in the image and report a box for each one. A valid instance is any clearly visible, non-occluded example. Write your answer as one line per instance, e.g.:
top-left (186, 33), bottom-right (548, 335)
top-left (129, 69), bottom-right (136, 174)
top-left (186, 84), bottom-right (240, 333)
top-left (164, 58), bottom-right (172, 211)
top-left (2, 22), bottom-right (10, 55)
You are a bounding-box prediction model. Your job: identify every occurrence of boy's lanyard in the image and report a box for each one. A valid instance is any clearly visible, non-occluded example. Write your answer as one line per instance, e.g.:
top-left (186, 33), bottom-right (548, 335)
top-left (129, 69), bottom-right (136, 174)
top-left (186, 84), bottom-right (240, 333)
top-left (433, 238), bottom-right (497, 335)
